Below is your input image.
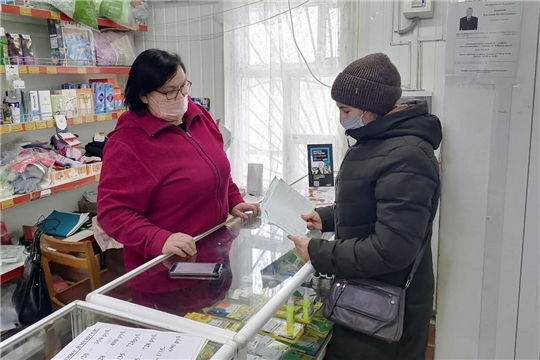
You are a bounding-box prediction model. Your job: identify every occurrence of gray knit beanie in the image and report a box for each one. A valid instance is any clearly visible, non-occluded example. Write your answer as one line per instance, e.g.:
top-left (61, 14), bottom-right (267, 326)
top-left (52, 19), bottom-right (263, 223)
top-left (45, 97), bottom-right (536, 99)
top-left (331, 53), bottom-right (402, 115)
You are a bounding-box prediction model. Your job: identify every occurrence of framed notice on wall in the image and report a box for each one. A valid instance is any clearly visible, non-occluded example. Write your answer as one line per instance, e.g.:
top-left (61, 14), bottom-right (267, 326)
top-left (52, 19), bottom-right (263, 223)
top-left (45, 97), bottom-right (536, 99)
top-left (307, 144), bottom-right (334, 188)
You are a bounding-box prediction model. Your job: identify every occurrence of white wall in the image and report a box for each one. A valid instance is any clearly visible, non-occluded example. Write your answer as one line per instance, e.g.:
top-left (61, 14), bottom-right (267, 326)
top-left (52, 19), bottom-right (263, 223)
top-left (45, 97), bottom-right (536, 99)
top-left (436, 1), bottom-right (540, 359)
top-left (136, 0), bottom-right (225, 120)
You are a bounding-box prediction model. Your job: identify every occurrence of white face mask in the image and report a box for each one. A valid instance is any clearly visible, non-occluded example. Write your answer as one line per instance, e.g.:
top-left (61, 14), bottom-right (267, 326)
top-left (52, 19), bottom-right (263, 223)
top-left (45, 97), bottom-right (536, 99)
top-left (340, 112), bottom-right (366, 130)
top-left (148, 94), bottom-right (188, 123)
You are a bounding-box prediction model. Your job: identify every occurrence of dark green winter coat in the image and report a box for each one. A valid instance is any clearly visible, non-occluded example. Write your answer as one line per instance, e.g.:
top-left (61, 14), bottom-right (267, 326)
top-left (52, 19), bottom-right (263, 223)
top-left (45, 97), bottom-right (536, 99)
top-left (309, 102), bottom-right (442, 360)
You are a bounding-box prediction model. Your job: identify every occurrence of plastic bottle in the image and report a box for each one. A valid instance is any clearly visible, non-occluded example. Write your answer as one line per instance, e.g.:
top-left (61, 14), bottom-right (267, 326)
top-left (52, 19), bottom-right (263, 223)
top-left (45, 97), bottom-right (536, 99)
top-left (286, 297), bottom-right (295, 335)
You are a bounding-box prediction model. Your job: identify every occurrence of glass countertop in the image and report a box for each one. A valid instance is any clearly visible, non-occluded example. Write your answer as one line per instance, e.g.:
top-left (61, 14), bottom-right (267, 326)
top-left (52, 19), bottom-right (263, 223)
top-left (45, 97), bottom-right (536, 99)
top-left (0, 301), bottom-right (222, 360)
top-left (100, 217), bottom-right (315, 330)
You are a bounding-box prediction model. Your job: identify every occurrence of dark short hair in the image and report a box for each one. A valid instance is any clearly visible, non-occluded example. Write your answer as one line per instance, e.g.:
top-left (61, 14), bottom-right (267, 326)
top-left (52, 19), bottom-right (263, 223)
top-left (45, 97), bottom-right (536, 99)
top-left (124, 49), bottom-right (186, 116)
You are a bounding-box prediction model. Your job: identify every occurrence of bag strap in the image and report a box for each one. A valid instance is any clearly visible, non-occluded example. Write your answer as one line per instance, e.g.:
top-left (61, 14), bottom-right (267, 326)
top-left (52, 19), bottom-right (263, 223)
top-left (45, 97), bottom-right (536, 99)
top-left (404, 234), bottom-right (429, 290)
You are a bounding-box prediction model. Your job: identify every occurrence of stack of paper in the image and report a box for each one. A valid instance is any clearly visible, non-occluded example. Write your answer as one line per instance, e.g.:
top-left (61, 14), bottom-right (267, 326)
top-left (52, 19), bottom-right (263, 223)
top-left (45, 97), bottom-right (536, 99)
top-left (0, 245), bottom-right (25, 263)
top-left (52, 322), bottom-right (207, 360)
top-left (261, 177), bottom-right (315, 236)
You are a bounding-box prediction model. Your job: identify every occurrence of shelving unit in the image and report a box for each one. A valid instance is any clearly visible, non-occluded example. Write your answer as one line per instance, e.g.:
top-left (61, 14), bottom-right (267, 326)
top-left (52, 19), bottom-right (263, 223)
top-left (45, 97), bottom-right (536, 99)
top-left (0, 65), bottom-right (131, 75)
top-left (0, 111), bottom-right (122, 134)
top-left (0, 0), bottom-right (145, 288)
top-left (0, 4), bottom-right (148, 32)
top-left (0, 174), bottom-right (101, 211)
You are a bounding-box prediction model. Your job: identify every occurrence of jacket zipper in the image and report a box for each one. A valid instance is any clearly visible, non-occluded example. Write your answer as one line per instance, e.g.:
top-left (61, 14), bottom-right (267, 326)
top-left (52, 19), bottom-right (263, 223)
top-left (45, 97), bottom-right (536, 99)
top-left (181, 129), bottom-right (223, 224)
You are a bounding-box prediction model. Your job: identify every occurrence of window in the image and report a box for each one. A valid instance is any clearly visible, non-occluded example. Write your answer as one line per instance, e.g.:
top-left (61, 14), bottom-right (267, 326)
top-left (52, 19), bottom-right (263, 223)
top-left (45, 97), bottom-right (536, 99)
top-left (225, 0), bottom-right (342, 190)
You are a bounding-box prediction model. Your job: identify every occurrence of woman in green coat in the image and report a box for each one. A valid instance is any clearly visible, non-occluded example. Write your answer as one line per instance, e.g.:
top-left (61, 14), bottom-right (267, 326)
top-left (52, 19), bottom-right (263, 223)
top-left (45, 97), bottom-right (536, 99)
top-left (289, 53), bottom-right (442, 360)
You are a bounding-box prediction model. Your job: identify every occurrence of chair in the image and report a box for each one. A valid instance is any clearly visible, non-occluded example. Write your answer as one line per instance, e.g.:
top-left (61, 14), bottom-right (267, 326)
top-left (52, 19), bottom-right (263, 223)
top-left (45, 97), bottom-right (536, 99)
top-left (39, 234), bottom-right (128, 308)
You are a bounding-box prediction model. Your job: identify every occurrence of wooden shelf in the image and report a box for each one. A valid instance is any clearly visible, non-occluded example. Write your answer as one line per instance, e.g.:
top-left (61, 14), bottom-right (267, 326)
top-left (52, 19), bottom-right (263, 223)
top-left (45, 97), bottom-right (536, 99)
top-left (0, 65), bottom-right (131, 75)
top-left (0, 174), bottom-right (100, 211)
top-left (1, 111), bottom-right (122, 134)
top-left (0, 4), bottom-right (148, 32)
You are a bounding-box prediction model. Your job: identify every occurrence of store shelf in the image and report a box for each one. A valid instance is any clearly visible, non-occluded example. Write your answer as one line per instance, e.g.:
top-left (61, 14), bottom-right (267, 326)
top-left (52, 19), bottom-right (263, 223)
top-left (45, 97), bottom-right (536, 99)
top-left (0, 4), bottom-right (148, 32)
top-left (0, 174), bottom-right (100, 211)
top-left (0, 111), bottom-right (122, 134)
top-left (0, 65), bottom-right (131, 75)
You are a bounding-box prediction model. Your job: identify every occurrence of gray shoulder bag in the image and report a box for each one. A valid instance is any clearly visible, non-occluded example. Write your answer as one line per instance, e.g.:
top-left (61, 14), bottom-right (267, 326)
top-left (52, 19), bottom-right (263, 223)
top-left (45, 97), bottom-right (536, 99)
top-left (322, 240), bottom-right (428, 343)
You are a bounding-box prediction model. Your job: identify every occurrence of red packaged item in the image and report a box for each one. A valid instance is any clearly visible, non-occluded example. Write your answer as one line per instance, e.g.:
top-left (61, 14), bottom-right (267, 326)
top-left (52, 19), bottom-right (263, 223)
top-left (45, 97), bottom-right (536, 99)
top-left (1, 221), bottom-right (11, 245)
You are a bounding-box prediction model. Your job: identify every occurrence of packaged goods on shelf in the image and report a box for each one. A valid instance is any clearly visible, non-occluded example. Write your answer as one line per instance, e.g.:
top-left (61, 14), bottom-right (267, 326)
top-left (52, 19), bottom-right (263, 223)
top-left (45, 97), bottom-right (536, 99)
top-left (6, 33), bottom-right (23, 65)
top-left (20, 34), bottom-right (35, 65)
top-left (93, 30), bottom-right (136, 66)
top-left (184, 312), bottom-right (243, 332)
top-left (47, 20), bottom-right (96, 67)
top-left (33, 0), bottom-right (100, 29)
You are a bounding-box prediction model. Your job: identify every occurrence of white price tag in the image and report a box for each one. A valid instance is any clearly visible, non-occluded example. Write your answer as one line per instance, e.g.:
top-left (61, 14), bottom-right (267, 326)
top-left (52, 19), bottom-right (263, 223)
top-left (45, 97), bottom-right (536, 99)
top-left (94, 132), bottom-right (106, 142)
top-left (40, 189), bottom-right (52, 198)
top-left (13, 80), bottom-right (25, 89)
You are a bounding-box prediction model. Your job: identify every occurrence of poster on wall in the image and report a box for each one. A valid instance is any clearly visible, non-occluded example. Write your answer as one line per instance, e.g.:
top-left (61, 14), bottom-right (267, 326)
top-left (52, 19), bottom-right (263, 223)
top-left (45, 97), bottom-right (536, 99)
top-left (447, 0), bottom-right (523, 78)
top-left (307, 144), bottom-right (334, 188)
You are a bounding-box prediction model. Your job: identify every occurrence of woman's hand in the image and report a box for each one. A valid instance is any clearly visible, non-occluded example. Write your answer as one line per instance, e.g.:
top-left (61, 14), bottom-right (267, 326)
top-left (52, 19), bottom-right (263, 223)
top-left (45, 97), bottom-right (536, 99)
top-left (301, 211), bottom-right (323, 231)
top-left (231, 202), bottom-right (261, 219)
top-left (162, 233), bottom-right (197, 257)
top-left (288, 235), bottom-right (311, 262)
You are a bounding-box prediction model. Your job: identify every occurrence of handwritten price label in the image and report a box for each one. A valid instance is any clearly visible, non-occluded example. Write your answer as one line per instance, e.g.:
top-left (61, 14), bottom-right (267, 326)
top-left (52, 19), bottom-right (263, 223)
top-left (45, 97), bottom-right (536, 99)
top-left (77, 67), bottom-right (87, 74)
top-left (46, 67), bottom-right (57, 74)
top-left (1, 199), bottom-right (14, 210)
top-left (28, 66), bottom-right (40, 74)
top-left (0, 125), bottom-right (10, 134)
top-left (18, 66), bottom-right (27, 74)
top-left (36, 121), bottom-right (48, 130)
top-left (11, 124), bottom-right (23, 132)
top-left (73, 117), bottom-right (83, 125)
top-left (85, 116), bottom-right (95, 123)
top-left (19, 7), bottom-right (32, 16)
top-left (0, 67), bottom-right (5, 74)
top-left (46, 120), bottom-right (55, 128)
top-left (97, 115), bottom-right (107, 121)
top-left (24, 122), bottom-right (36, 131)
top-left (50, 11), bottom-right (61, 20)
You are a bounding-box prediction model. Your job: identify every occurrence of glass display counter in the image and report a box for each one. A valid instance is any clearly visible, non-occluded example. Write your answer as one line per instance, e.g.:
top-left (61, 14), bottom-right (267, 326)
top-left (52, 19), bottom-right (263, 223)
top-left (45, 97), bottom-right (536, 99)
top-left (86, 216), bottom-right (332, 359)
top-left (0, 300), bottom-right (234, 360)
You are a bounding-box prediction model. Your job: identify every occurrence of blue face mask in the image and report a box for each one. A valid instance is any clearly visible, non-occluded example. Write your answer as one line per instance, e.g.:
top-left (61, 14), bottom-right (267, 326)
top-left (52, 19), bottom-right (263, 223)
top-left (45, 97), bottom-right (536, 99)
top-left (340, 112), bottom-right (366, 131)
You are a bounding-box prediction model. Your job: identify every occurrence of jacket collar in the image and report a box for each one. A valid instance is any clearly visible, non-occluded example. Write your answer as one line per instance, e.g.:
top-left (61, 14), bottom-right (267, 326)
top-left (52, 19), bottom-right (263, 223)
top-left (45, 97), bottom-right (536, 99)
top-left (133, 98), bottom-right (203, 137)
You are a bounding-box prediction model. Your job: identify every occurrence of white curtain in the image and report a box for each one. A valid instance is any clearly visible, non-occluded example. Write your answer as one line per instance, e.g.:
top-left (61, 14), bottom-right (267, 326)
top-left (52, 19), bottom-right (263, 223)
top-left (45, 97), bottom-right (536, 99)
top-left (223, 0), bottom-right (348, 191)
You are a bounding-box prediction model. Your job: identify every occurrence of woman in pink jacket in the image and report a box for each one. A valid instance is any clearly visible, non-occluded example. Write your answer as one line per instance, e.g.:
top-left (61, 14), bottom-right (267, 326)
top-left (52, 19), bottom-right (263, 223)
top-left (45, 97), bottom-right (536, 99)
top-left (97, 49), bottom-right (258, 295)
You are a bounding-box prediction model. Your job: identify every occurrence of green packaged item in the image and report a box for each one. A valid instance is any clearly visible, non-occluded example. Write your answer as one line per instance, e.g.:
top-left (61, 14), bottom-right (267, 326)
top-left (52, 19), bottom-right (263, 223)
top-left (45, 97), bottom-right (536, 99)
top-left (283, 351), bottom-right (314, 360)
top-left (0, 27), bottom-right (8, 66)
top-left (98, 0), bottom-right (137, 30)
top-left (291, 332), bottom-right (327, 356)
top-left (196, 342), bottom-right (221, 360)
top-left (39, 0), bottom-right (99, 29)
top-left (248, 334), bottom-right (290, 360)
top-left (306, 311), bottom-right (333, 338)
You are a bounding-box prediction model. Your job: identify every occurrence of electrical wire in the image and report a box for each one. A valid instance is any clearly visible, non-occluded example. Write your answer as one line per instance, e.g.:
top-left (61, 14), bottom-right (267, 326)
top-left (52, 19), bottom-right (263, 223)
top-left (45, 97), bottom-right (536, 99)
top-left (286, 0), bottom-right (331, 88)
top-left (148, 0), bottom-right (263, 30)
top-left (139, 0), bottom-right (311, 43)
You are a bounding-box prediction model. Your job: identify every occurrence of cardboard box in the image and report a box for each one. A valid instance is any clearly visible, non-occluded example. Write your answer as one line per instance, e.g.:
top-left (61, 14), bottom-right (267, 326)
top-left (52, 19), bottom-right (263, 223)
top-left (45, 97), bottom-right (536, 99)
top-left (47, 20), bottom-right (96, 67)
top-left (86, 162), bottom-right (102, 175)
top-left (29, 90), bottom-right (40, 121)
top-left (38, 90), bottom-right (53, 121)
top-left (54, 89), bottom-right (78, 118)
top-left (50, 166), bottom-right (87, 184)
top-left (76, 88), bottom-right (94, 116)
